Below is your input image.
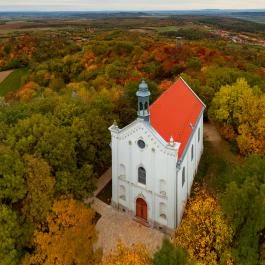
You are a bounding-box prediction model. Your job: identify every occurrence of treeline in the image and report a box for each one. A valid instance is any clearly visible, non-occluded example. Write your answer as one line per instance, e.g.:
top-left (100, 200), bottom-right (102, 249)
top-left (0, 92), bottom-right (116, 263)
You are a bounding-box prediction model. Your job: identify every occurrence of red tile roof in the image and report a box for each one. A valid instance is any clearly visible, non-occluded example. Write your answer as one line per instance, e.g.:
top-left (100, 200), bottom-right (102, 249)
top-left (149, 78), bottom-right (205, 158)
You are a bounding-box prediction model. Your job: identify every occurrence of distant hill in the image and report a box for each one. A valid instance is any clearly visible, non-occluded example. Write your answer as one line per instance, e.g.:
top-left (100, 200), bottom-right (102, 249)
top-left (0, 9), bottom-right (265, 19)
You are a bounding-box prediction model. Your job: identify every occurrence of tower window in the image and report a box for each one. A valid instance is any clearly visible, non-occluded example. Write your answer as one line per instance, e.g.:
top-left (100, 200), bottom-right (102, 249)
top-left (144, 101), bottom-right (148, 110)
top-left (182, 167), bottom-right (185, 187)
top-left (138, 166), bottom-right (146, 185)
top-left (139, 102), bottom-right (143, 110)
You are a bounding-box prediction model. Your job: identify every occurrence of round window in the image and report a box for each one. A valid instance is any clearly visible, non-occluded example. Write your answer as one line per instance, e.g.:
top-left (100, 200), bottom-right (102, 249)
top-left (137, 139), bottom-right (145, 149)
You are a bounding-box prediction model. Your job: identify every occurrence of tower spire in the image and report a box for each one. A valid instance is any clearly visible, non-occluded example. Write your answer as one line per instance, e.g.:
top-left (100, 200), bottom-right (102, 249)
top-left (136, 80), bottom-right (151, 122)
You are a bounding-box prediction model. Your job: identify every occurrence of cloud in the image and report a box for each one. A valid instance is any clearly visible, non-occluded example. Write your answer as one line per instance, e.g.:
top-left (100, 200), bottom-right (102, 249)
top-left (0, 0), bottom-right (264, 11)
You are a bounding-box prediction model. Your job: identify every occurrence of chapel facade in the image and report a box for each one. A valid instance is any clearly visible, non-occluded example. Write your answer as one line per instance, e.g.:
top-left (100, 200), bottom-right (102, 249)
top-left (109, 77), bottom-right (205, 231)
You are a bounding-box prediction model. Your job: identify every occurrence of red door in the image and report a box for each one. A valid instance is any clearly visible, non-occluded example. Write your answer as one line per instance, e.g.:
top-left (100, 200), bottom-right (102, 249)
top-left (136, 198), bottom-right (147, 220)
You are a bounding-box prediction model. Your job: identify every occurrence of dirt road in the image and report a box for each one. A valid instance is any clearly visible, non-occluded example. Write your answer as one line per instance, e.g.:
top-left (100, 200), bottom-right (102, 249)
top-left (0, 70), bottom-right (13, 84)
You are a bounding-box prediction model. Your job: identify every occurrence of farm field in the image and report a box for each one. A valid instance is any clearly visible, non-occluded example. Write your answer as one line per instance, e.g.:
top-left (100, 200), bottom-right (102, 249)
top-left (0, 68), bottom-right (28, 96)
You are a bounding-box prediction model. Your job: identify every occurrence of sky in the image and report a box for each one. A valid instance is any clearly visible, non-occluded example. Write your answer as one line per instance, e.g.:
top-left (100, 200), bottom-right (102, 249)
top-left (0, 0), bottom-right (264, 11)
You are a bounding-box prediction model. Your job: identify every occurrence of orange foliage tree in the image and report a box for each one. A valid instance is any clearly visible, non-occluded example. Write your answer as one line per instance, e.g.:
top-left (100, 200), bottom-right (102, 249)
top-left (15, 81), bottom-right (39, 102)
top-left (101, 241), bottom-right (151, 265)
top-left (22, 198), bottom-right (101, 265)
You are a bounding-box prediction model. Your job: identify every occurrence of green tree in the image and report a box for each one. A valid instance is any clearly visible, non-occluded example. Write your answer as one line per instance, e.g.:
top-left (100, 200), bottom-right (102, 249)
top-left (221, 155), bottom-right (265, 265)
top-left (22, 155), bottom-right (55, 227)
top-left (0, 147), bottom-right (26, 204)
top-left (153, 239), bottom-right (193, 265)
top-left (0, 205), bottom-right (24, 265)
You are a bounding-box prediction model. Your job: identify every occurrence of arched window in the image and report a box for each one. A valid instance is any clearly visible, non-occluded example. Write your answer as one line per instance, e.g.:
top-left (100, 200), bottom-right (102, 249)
top-left (182, 167), bottom-right (185, 187)
top-left (191, 144), bottom-right (194, 161)
top-left (138, 166), bottom-right (146, 185)
top-left (139, 102), bottom-right (143, 111)
top-left (159, 179), bottom-right (166, 196)
top-left (160, 202), bottom-right (167, 220)
top-left (144, 101), bottom-right (148, 110)
top-left (119, 164), bottom-right (126, 179)
top-left (119, 185), bottom-right (126, 200)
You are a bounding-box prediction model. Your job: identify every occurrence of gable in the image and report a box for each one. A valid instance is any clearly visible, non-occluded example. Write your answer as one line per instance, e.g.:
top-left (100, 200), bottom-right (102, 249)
top-left (149, 78), bottom-right (205, 158)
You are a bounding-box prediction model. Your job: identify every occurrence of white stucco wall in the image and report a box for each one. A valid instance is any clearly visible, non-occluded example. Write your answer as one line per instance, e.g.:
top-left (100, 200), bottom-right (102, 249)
top-left (176, 112), bottom-right (204, 226)
top-left (110, 119), bottom-right (179, 229)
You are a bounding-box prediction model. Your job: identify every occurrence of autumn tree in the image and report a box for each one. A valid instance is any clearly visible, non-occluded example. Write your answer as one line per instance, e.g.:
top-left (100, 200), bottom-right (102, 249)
top-left (174, 187), bottom-right (233, 264)
top-left (101, 241), bottom-right (151, 265)
top-left (209, 78), bottom-right (265, 155)
top-left (22, 198), bottom-right (101, 265)
top-left (15, 82), bottom-right (39, 102)
top-left (21, 155), bottom-right (55, 227)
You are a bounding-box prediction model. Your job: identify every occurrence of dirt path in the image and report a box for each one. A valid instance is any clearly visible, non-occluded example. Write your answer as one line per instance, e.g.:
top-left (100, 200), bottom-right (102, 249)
top-left (0, 70), bottom-right (13, 84)
top-left (203, 122), bottom-right (222, 146)
top-left (203, 121), bottom-right (242, 165)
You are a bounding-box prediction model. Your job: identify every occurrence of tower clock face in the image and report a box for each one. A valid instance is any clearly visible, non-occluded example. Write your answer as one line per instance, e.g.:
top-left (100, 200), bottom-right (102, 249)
top-left (137, 139), bottom-right (145, 149)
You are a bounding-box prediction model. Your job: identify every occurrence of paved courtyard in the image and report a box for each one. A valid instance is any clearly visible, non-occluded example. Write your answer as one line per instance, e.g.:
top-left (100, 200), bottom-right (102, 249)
top-left (90, 168), bottom-right (165, 258)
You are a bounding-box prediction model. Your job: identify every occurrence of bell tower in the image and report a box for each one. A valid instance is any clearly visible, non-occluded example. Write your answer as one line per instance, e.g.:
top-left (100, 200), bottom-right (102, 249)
top-left (136, 80), bottom-right (151, 122)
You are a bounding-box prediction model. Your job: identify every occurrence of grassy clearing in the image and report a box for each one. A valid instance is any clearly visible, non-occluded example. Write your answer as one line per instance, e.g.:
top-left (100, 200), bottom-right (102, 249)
top-left (196, 135), bottom-right (243, 194)
top-left (0, 68), bottom-right (28, 96)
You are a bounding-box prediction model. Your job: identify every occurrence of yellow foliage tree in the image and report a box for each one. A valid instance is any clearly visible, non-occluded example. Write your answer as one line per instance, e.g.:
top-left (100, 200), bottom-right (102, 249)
top-left (209, 78), bottom-right (265, 155)
top-left (237, 94), bottom-right (265, 155)
top-left (22, 198), bottom-right (101, 265)
top-left (174, 188), bottom-right (233, 265)
top-left (101, 241), bottom-right (151, 265)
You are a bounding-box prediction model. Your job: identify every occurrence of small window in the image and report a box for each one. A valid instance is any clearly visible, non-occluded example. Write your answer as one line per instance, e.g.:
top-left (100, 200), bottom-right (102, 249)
top-left (182, 167), bottom-right (185, 187)
top-left (198, 128), bottom-right (200, 142)
top-left (139, 102), bottom-right (143, 110)
top-left (144, 101), bottom-right (148, 110)
top-left (159, 179), bottom-right (166, 196)
top-left (119, 185), bottom-right (126, 200)
top-left (191, 144), bottom-right (194, 161)
top-left (137, 139), bottom-right (145, 149)
top-left (160, 202), bottom-right (167, 220)
top-left (138, 166), bottom-right (146, 185)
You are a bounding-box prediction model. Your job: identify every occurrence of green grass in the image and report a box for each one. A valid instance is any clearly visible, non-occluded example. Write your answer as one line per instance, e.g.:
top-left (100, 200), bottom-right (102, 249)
top-left (195, 137), bottom-right (243, 194)
top-left (0, 68), bottom-right (28, 96)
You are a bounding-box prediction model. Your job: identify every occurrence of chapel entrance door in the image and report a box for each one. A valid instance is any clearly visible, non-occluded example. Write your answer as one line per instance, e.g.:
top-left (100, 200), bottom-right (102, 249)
top-left (136, 198), bottom-right (147, 221)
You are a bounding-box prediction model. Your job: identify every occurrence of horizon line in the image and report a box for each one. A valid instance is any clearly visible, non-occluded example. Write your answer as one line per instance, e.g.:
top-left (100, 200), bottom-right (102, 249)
top-left (0, 8), bottom-right (265, 12)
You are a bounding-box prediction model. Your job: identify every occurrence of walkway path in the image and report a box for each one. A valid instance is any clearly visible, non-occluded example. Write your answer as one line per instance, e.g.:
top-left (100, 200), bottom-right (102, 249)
top-left (203, 122), bottom-right (222, 146)
top-left (90, 168), bottom-right (164, 258)
top-left (0, 70), bottom-right (13, 84)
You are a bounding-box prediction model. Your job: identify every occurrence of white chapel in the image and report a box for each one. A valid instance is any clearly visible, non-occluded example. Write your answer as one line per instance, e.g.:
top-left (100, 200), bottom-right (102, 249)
top-left (109, 77), bottom-right (205, 231)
